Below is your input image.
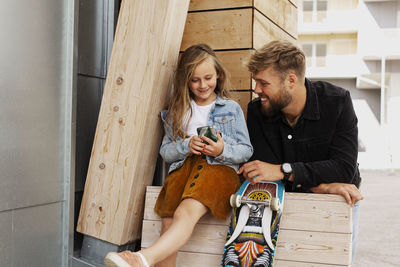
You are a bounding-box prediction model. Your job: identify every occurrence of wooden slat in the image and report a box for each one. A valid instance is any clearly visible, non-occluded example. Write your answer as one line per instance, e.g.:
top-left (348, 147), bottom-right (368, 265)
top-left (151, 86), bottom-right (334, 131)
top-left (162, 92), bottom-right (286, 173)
top-left (253, 9), bottom-right (297, 50)
top-left (142, 221), bottom-right (227, 254)
top-left (76, 0), bottom-right (190, 245)
top-left (181, 9), bottom-right (253, 50)
top-left (285, 192), bottom-right (351, 202)
top-left (276, 260), bottom-right (345, 267)
top-left (254, 0), bottom-right (298, 38)
top-left (189, 0), bottom-right (252, 11)
top-left (216, 50), bottom-right (252, 90)
top-left (175, 251), bottom-right (347, 267)
top-left (280, 198), bottom-right (352, 234)
top-left (275, 230), bottom-right (352, 265)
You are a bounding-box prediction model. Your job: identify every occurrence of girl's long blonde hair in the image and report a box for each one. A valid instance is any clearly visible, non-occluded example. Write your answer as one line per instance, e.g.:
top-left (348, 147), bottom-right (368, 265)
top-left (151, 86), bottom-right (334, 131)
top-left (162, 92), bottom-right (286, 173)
top-left (167, 44), bottom-right (232, 140)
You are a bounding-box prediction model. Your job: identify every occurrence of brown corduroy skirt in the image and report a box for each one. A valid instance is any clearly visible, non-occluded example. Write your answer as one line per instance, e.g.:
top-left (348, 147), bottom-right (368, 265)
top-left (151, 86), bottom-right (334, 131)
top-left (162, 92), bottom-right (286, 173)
top-left (154, 155), bottom-right (241, 220)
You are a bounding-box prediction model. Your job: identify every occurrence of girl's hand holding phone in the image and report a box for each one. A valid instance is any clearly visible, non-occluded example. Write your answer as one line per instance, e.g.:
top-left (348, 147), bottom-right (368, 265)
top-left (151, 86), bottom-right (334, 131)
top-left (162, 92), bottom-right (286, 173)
top-left (189, 135), bottom-right (204, 155)
top-left (200, 131), bottom-right (224, 157)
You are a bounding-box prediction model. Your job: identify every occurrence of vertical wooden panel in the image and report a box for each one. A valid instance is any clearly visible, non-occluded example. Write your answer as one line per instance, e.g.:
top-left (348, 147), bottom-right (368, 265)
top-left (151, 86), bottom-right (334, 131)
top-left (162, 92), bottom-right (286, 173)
top-left (76, 0), bottom-right (190, 245)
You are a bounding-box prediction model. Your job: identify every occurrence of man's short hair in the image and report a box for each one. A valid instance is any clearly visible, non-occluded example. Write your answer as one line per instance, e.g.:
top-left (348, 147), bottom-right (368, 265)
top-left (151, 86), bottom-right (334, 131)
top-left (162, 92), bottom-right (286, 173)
top-left (247, 40), bottom-right (306, 81)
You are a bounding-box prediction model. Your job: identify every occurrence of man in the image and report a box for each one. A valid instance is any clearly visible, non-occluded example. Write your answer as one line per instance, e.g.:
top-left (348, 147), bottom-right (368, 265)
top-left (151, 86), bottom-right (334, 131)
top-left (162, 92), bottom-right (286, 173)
top-left (238, 40), bottom-right (363, 261)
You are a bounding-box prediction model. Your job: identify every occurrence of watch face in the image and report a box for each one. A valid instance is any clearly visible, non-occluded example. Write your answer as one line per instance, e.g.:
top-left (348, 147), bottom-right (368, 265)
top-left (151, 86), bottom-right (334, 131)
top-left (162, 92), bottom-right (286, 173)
top-left (283, 163), bottom-right (292, 173)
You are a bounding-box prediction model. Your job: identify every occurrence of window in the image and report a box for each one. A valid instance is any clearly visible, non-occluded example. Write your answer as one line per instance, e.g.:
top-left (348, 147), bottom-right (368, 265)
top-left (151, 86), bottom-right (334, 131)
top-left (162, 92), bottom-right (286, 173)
top-left (302, 0), bottom-right (327, 23)
top-left (302, 43), bottom-right (327, 67)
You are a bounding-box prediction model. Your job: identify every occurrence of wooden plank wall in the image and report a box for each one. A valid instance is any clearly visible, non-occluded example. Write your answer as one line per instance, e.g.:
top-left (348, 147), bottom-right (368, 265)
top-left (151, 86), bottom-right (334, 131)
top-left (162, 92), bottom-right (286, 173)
top-left (76, 0), bottom-right (190, 245)
top-left (181, 0), bottom-right (298, 115)
top-left (142, 186), bottom-right (352, 267)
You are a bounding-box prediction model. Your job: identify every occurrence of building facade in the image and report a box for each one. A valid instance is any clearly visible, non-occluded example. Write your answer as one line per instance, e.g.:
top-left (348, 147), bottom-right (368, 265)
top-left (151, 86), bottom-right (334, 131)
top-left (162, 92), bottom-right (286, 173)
top-left (297, 0), bottom-right (400, 170)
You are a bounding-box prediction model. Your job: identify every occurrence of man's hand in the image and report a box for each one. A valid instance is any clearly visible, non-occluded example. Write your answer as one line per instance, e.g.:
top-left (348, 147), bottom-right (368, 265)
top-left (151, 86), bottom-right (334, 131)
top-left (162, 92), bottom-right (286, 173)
top-left (199, 131), bottom-right (224, 157)
top-left (237, 160), bottom-right (282, 184)
top-left (310, 183), bottom-right (363, 206)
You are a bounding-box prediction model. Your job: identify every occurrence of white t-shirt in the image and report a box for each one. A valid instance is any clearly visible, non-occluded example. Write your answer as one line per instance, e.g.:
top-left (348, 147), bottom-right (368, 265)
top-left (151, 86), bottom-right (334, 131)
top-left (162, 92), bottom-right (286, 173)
top-left (186, 99), bottom-right (214, 136)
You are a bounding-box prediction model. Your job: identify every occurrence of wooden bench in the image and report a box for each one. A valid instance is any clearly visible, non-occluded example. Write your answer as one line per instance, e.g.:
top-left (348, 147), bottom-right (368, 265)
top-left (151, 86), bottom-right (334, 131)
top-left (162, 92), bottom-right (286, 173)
top-left (142, 186), bottom-right (352, 266)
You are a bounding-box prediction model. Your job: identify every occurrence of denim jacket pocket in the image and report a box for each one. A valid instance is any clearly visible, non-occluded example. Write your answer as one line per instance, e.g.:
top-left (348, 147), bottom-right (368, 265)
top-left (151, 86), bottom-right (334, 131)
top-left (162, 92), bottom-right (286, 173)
top-left (213, 114), bottom-right (234, 137)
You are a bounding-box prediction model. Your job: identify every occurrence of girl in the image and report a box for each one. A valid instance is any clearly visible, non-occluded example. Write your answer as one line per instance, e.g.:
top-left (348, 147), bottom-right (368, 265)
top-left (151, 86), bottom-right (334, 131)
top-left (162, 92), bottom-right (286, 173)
top-left (105, 44), bottom-right (253, 267)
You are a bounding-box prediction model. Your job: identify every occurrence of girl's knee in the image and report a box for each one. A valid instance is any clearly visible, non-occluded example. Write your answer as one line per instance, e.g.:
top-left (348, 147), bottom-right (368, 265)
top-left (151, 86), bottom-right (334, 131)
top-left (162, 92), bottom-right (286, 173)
top-left (173, 198), bottom-right (207, 222)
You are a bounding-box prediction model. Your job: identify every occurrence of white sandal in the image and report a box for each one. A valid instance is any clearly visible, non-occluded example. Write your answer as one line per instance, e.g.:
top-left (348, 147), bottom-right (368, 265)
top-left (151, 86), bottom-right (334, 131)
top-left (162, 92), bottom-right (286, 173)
top-left (104, 251), bottom-right (149, 267)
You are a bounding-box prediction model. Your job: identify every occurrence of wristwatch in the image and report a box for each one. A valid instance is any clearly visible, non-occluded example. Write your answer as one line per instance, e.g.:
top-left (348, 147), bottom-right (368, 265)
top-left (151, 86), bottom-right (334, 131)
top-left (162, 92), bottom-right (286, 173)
top-left (281, 163), bottom-right (293, 183)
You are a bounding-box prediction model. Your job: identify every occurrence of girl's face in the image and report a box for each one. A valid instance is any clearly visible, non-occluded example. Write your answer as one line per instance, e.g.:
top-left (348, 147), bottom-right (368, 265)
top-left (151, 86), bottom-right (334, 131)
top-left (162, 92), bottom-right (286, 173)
top-left (189, 57), bottom-right (218, 106)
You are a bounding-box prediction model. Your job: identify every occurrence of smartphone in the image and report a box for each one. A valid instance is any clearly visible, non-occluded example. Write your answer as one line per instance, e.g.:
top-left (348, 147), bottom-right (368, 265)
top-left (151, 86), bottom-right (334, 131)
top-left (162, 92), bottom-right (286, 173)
top-left (197, 126), bottom-right (218, 143)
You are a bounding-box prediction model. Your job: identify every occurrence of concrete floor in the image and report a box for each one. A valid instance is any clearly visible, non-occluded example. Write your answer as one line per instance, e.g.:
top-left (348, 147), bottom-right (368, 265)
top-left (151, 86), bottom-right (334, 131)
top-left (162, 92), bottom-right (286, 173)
top-left (353, 170), bottom-right (400, 267)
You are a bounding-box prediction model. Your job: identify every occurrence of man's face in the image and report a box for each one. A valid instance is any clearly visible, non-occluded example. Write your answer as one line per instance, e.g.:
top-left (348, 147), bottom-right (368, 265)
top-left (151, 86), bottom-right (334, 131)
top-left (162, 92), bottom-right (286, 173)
top-left (252, 67), bottom-right (292, 117)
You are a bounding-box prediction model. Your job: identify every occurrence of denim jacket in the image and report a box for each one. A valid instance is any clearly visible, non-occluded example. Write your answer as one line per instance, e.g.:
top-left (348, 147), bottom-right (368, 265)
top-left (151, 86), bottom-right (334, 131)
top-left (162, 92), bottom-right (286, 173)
top-left (160, 95), bottom-right (253, 173)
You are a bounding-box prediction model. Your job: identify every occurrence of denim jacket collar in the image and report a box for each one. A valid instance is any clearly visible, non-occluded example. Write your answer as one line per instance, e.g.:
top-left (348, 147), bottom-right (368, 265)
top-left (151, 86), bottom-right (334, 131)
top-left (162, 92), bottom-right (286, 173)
top-left (215, 95), bottom-right (228, 106)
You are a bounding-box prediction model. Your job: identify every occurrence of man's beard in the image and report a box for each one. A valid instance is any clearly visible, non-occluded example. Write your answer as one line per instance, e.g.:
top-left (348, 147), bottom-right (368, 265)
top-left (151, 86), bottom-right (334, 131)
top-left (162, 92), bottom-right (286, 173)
top-left (261, 86), bottom-right (292, 117)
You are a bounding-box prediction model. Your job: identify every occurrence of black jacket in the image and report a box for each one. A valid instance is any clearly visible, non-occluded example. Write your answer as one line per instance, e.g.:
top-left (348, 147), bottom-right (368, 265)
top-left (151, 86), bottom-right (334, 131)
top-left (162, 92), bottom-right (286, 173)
top-left (247, 78), bottom-right (361, 192)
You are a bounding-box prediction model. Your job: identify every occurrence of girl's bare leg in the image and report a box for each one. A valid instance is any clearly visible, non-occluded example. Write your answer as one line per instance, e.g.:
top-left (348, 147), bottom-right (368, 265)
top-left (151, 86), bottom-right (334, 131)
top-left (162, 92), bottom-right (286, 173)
top-left (140, 198), bottom-right (207, 266)
top-left (154, 218), bottom-right (176, 267)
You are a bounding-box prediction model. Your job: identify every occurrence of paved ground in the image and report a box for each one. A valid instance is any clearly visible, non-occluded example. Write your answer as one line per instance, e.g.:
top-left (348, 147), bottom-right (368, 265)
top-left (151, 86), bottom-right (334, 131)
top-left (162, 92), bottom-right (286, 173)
top-left (353, 170), bottom-right (400, 267)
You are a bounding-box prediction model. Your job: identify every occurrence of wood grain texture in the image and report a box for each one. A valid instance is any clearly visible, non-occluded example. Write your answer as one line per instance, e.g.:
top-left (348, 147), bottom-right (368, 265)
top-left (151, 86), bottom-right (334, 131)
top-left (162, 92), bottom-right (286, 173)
top-left (253, 9), bottom-right (297, 49)
top-left (289, 0), bottom-right (300, 8)
top-left (254, 0), bottom-right (298, 38)
top-left (217, 50), bottom-right (252, 90)
top-left (142, 186), bottom-right (352, 266)
top-left (181, 9), bottom-right (253, 50)
top-left (170, 251), bottom-right (347, 267)
top-left (275, 230), bottom-right (352, 265)
top-left (189, 0), bottom-right (252, 11)
top-left (76, 0), bottom-right (190, 245)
